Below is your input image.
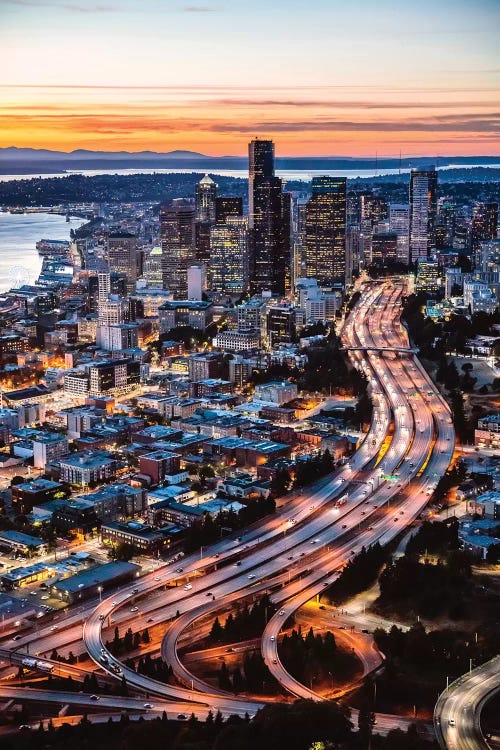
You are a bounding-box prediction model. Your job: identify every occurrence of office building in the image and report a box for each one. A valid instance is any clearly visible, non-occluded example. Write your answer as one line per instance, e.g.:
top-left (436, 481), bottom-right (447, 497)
top-left (472, 202), bottom-right (498, 252)
top-left (158, 300), bottom-right (213, 332)
top-left (210, 217), bottom-right (250, 294)
top-left (187, 264), bottom-right (206, 300)
top-left (213, 329), bottom-right (261, 352)
top-left (107, 233), bottom-right (138, 293)
top-left (371, 233), bottom-right (399, 267)
top-left (409, 167), bottom-right (437, 262)
top-left (215, 196), bottom-right (243, 224)
top-left (415, 260), bottom-right (441, 293)
top-left (160, 205), bottom-right (195, 297)
top-left (305, 176), bottom-right (346, 286)
top-left (389, 203), bottom-right (410, 264)
top-left (59, 451), bottom-right (118, 486)
top-left (248, 138), bottom-right (275, 229)
top-left (266, 305), bottom-right (296, 346)
top-left (252, 175), bottom-right (287, 294)
top-left (195, 174), bottom-right (217, 222)
top-left (437, 196), bottom-right (456, 246)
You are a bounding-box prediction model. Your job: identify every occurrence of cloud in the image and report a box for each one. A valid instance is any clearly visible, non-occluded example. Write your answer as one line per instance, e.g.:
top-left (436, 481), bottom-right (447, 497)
top-left (3, 0), bottom-right (121, 12)
top-left (179, 4), bottom-right (221, 11)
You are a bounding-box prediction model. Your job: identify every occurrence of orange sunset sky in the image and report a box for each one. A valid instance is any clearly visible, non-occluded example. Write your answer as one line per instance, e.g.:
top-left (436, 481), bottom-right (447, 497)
top-left (1, 0), bottom-right (499, 157)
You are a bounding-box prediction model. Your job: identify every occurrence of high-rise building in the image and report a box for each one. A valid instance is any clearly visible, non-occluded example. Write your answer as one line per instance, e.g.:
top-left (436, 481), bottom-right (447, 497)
top-left (472, 202), bottom-right (498, 252)
top-left (248, 139), bottom-right (275, 229)
top-left (389, 203), bottom-right (410, 264)
top-left (371, 233), bottom-right (399, 267)
top-left (252, 175), bottom-right (287, 295)
top-left (187, 264), bottom-right (206, 300)
top-left (107, 233), bottom-right (138, 293)
top-left (210, 217), bottom-right (249, 294)
top-left (409, 167), bottom-right (438, 262)
top-left (360, 193), bottom-right (387, 266)
top-left (305, 176), bottom-right (346, 286)
top-left (215, 196), bottom-right (243, 224)
top-left (195, 174), bottom-right (217, 223)
top-left (437, 196), bottom-right (456, 246)
top-left (160, 205), bottom-right (195, 298)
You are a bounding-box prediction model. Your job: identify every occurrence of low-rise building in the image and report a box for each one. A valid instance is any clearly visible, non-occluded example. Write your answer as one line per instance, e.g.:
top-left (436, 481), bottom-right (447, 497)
top-left (50, 561), bottom-right (141, 604)
top-left (59, 451), bottom-right (119, 486)
top-left (475, 413), bottom-right (500, 449)
top-left (11, 478), bottom-right (66, 515)
top-left (101, 521), bottom-right (172, 554)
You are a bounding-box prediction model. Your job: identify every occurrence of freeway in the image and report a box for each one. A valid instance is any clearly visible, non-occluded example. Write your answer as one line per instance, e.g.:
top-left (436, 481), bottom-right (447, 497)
top-left (434, 655), bottom-right (500, 750)
top-left (0, 278), bottom-right (455, 732)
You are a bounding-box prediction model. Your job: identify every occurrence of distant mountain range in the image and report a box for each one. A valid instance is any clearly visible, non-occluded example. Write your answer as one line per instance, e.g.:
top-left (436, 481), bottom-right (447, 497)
top-left (1, 147), bottom-right (499, 175)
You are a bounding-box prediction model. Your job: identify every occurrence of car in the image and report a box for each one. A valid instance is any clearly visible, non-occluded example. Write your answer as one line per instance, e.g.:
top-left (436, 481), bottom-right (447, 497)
top-left (279, 609), bottom-right (285, 616)
top-left (234, 561), bottom-right (241, 567)
top-left (18, 725), bottom-right (31, 730)
top-left (40, 595), bottom-right (49, 600)
top-left (339, 625), bottom-right (346, 630)
top-left (272, 659), bottom-right (277, 664)
top-left (184, 584), bottom-right (192, 590)
top-left (132, 588), bottom-right (139, 595)
top-left (362, 629), bottom-right (370, 634)
top-left (147, 617), bottom-right (154, 623)
top-left (130, 606), bottom-right (139, 612)
top-left (90, 695), bottom-right (100, 701)
top-left (177, 714), bottom-right (187, 721)
top-left (342, 525), bottom-right (347, 529)
top-left (214, 553), bottom-right (219, 558)
top-left (29, 590), bottom-right (37, 596)
top-left (99, 614), bottom-right (105, 621)
top-left (99, 656), bottom-right (108, 664)
top-left (112, 601), bottom-right (118, 606)
top-left (154, 576), bottom-right (161, 581)
top-left (448, 719), bottom-right (455, 727)
top-left (143, 703), bottom-right (153, 709)
top-left (176, 568), bottom-right (183, 573)
top-left (50, 625), bottom-right (58, 631)
top-left (206, 592), bottom-right (213, 597)
top-left (226, 647), bottom-right (235, 653)
top-left (248, 574), bottom-right (255, 579)
top-left (287, 556), bottom-right (293, 560)
top-left (270, 636), bottom-right (275, 641)
top-left (12, 635), bottom-right (21, 641)
top-left (319, 605), bottom-right (325, 610)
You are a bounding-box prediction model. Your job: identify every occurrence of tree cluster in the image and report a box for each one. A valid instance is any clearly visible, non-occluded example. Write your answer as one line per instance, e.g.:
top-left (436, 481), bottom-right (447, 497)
top-left (105, 626), bottom-right (151, 656)
top-left (209, 595), bottom-right (272, 644)
top-left (322, 543), bottom-right (389, 605)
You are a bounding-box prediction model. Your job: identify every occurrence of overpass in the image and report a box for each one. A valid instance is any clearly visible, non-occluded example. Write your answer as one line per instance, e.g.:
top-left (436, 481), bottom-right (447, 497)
top-left (342, 345), bottom-right (418, 355)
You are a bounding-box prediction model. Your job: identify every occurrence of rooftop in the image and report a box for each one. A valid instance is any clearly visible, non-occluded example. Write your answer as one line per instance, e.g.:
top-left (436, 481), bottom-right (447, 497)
top-left (51, 561), bottom-right (140, 593)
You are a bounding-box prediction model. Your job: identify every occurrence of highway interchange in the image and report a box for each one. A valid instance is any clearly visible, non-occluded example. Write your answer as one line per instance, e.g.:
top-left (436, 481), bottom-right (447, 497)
top-left (2, 277), bottom-right (487, 746)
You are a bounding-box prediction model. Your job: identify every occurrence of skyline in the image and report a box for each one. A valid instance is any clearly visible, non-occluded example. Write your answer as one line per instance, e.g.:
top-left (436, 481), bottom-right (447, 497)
top-left (1, 0), bottom-right (500, 156)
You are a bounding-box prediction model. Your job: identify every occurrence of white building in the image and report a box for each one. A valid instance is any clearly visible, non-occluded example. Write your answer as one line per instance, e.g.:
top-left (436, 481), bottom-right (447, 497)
top-left (213, 328), bottom-right (261, 352)
top-left (254, 380), bottom-right (298, 406)
top-left (389, 203), bottom-right (410, 264)
top-left (187, 264), bottom-right (207, 301)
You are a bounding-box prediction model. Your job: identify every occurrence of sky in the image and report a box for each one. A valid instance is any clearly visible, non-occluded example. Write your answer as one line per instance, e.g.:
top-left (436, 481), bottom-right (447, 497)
top-left (0, 0), bottom-right (499, 157)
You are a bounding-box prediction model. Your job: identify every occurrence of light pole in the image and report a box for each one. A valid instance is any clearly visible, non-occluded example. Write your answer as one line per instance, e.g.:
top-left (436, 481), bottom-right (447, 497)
top-left (328, 671), bottom-right (334, 691)
top-left (97, 585), bottom-right (102, 603)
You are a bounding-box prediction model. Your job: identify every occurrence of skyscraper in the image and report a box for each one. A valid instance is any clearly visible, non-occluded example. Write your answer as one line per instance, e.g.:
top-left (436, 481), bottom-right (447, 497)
top-left (195, 174), bottom-right (217, 223)
top-left (389, 203), bottom-right (410, 264)
top-left (472, 202), bottom-right (498, 252)
top-left (210, 217), bottom-right (249, 294)
top-left (409, 167), bottom-right (438, 263)
top-left (107, 232), bottom-right (138, 293)
top-left (248, 138), bottom-right (275, 229)
top-left (215, 196), bottom-right (243, 224)
top-left (305, 176), bottom-right (347, 286)
top-left (252, 175), bottom-right (287, 295)
top-left (160, 204), bottom-right (195, 297)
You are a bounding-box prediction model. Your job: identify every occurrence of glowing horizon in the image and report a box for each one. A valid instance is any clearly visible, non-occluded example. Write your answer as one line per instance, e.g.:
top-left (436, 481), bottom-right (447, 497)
top-left (1, 0), bottom-right (499, 158)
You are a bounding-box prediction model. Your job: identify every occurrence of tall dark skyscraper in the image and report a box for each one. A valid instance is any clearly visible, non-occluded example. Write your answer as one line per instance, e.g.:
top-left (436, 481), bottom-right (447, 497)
top-left (409, 167), bottom-right (438, 262)
top-left (305, 176), bottom-right (347, 286)
top-left (252, 175), bottom-right (287, 295)
top-left (248, 139), bottom-right (288, 295)
top-left (248, 138), bottom-right (275, 229)
top-left (160, 204), bottom-right (195, 297)
top-left (195, 174), bottom-right (217, 223)
top-left (107, 232), bottom-right (138, 293)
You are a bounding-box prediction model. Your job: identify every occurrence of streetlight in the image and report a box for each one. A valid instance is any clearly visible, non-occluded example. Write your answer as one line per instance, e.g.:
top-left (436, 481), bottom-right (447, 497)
top-left (327, 671), bottom-right (334, 691)
top-left (97, 585), bottom-right (102, 603)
